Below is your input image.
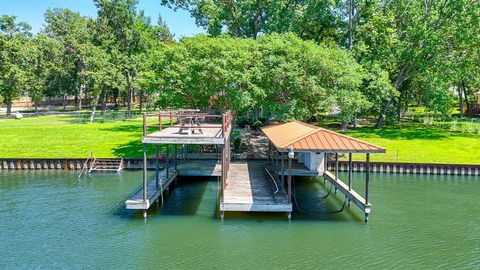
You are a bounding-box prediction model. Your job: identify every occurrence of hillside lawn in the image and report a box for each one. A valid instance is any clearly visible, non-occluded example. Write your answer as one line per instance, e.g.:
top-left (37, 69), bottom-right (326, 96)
top-left (0, 114), bottom-right (479, 164)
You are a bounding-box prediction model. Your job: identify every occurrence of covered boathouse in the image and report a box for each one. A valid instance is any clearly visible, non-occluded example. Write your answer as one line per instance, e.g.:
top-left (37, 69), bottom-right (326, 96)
top-left (124, 111), bottom-right (385, 222)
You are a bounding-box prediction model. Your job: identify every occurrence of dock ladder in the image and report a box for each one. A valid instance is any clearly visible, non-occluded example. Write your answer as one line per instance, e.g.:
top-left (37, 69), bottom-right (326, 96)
top-left (88, 158), bottom-right (124, 173)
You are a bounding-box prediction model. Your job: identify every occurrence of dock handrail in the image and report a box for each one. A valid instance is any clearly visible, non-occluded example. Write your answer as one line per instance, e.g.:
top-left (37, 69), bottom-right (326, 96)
top-left (78, 157), bottom-right (90, 179)
top-left (264, 167), bottom-right (279, 194)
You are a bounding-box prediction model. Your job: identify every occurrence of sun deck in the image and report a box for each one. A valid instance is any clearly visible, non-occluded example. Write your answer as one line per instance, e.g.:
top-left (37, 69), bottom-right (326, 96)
top-left (143, 124), bottom-right (225, 144)
top-left (220, 162), bottom-right (292, 213)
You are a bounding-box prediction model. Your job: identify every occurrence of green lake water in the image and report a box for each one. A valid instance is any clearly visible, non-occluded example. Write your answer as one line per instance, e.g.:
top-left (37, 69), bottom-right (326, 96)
top-left (0, 170), bottom-right (479, 269)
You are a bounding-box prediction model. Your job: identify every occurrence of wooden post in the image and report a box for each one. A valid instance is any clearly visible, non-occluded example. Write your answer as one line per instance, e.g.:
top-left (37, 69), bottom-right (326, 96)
top-left (159, 112), bottom-right (162, 131)
top-left (365, 153), bottom-right (370, 204)
top-left (281, 152), bottom-right (285, 186)
top-left (174, 144), bottom-right (178, 171)
top-left (166, 144), bottom-right (170, 179)
top-left (143, 113), bottom-right (147, 136)
top-left (155, 144), bottom-right (159, 190)
top-left (348, 152), bottom-right (352, 207)
top-left (334, 153), bottom-right (338, 194)
top-left (348, 153), bottom-right (352, 190)
top-left (268, 141), bottom-right (271, 164)
top-left (275, 150), bottom-right (279, 174)
top-left (288, 153), bottom-right (292, 203)
top-left (143, 143), bottom-right (147, 202)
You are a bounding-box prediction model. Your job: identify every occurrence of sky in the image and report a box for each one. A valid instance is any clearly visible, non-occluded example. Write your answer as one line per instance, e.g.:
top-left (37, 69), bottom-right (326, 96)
top-left (0, 0), bottom-right (204, 38)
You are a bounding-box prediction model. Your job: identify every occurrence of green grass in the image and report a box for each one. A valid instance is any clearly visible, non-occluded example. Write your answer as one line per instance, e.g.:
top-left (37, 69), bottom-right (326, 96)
top-left (0, 114), bottom-right (158, 158)
top-left (340, 123), bottom-right (480, 164)
top-left (1, 115), bottom-right (479, 164)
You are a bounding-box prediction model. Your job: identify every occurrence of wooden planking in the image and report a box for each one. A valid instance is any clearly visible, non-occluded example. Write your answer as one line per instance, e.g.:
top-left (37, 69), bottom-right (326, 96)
top-left (143, 125), bottom-right (225, 145)
top-left (125, 167), bottom-right (177, 210)
top-left (221, 162), bottom-right (292, 212)
top-left (324, 170), bottom-right (371, 213)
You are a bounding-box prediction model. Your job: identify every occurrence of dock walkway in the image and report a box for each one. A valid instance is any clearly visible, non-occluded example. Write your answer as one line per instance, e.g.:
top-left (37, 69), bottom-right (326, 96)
top-left (125, 167), bottom-right (177, 210)
top-left (220, 162), bottom-right (292, 212)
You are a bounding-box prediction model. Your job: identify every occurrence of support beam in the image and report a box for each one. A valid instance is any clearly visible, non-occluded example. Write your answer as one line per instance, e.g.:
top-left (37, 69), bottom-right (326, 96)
top-left (348, 152), bottom-right (352, 206)
top-left (143, 143), bottom-right (147, 202)
top-left (334, 153), bottom-right (338, 194)
top-left (365, 153), bottom-right (370, 223)
top-left (288, 154), bottom-right (292, 203)
top-left (166, 144), bottom-right (170, 179)
top-left (281, 152), bottom-right (285, 186)
top-left (155, 144), bottom-right (159, 190)
top-left (174, 144), bottom-right (178, 171)
top-left (348, 153), bottom-right (352, 190)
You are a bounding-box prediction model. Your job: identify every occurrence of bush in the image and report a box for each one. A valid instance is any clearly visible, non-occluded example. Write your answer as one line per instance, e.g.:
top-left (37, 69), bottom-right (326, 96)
top-left (253, 120), bottom-right (263, 129)
top-left (237, 117), bottom-right (252, 128)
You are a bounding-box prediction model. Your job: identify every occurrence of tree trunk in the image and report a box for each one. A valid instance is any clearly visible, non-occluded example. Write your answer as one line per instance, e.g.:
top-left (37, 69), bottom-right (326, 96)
top-left (462, 80), bottom-right (469, 109)
top-left (77, 82), bottom-right (85, 111)
top-left (341, 121), bottom-right (348, 131)
top-left (458, 84), bottom-right (464, 117)
top-left (6, 99), bottom-right (12, 116)
top-left (375, 66), bottom-right (410, 129)
top-left (101, 91), bottom-right (107, 116)
top-left (125, 72), bottom-right (132, 118)
top-left (6, 77), bottom-right (13, 116)
top-left (348, 0), bottom-right (354, 50)
top-left (90, 94), bottom-right (100, 123)
top-left (139, 89), bottom-right (143, 112)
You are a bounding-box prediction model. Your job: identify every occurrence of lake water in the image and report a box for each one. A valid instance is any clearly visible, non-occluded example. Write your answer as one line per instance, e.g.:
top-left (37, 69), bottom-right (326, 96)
top-left (0, 170), bottom-right (479, 269)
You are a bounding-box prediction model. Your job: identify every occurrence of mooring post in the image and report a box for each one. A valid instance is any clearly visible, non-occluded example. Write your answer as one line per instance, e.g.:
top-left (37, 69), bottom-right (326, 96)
top-left (365, 153), bottom-right (370, 223)
top-left (334, 153), bottom-right (338, 194)
top-left (143, 143), bottom-right (147, 204)
top-left (288, 152), bottom-right (292, 204)
top-left (348, 153), bottom-right (352, 206)
top-left (166, 144), bottom-right (170, 179)
top-left (155, 144), bottom-right (159, 190)
top-left (174, 144), bottom-right (178, 171)
top-left (281, 152), bottom-right (285, 187)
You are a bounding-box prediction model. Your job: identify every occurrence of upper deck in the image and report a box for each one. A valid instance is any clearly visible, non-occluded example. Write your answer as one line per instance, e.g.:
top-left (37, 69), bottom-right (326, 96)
top-left (142, 110), bottom-right (232, 145)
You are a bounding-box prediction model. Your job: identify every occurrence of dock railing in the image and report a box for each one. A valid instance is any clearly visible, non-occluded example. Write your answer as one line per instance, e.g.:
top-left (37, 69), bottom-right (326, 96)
top-left (142, 109), bottom-right (232, 137)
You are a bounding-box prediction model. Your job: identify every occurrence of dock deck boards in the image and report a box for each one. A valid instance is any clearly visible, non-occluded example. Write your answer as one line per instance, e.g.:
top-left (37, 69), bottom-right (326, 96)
top-left (125, 167), bottom-right (177, 210)
top-left (221, 162), bottom-right (292, 212)
top-left (142, 125), bottom-right (224, 144)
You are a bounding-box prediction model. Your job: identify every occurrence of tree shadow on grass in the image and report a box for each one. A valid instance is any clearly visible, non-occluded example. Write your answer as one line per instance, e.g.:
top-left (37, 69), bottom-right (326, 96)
top-left (346, 124), bottom-right (451, 140)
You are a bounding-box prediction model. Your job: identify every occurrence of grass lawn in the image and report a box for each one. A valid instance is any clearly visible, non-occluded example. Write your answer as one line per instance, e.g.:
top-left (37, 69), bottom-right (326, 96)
top-left (0, 114), bottom-right (479, 164)
top-left (341, 124), bottom-right (480, 164)
top-left (0, 114), bottom-right (157, 158)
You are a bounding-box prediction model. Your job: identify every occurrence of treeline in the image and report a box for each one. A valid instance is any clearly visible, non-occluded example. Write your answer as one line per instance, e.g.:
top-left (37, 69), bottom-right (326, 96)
top-left (1, 0), bottom-right (479, 128)
top-left (0, 0), bottom-right (171, 120)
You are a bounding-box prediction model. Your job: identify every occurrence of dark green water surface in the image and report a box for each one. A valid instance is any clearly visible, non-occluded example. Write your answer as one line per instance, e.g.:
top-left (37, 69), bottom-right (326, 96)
top-left (0, 170), bottom-right (479, 269)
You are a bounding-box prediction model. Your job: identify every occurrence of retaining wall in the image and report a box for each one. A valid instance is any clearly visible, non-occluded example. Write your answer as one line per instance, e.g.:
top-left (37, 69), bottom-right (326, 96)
top-left (0, 158), bottom-right (479, 176)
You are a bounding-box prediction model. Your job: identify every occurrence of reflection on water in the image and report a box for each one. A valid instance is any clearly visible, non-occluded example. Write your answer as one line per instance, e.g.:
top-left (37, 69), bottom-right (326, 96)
top-left (0, 170), bottom-right (479, 269)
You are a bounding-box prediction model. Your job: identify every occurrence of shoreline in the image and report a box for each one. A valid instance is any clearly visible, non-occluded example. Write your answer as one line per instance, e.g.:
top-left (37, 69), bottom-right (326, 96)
top-left (0, 158), bottom-right (479, 176)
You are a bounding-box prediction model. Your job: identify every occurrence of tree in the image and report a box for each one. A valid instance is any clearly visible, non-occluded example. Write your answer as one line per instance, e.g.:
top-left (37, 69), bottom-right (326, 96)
top-left (43, 8), bottom-right (93, 111)
top-left (0, 15), bottom-right (31, 115)
top-left (148, 33), bottom-right (367, 121)
top-left (95, 0), bottom-right (172, 116)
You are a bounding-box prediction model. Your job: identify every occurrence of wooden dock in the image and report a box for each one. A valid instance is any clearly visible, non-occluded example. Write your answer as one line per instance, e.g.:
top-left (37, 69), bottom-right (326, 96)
top-left (125, 167), bottom-right (177, 210)
top-left (220, 162), bottom-right (292, 213)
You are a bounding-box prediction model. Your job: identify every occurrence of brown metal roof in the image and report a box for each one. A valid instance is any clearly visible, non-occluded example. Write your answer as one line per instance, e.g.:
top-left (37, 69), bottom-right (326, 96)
top-left (261, 121), bottom-right (386, 153)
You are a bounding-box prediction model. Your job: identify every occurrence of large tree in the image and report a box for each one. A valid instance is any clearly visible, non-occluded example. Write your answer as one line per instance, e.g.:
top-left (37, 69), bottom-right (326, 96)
top-left (0, 15), bottom-right (31, 115)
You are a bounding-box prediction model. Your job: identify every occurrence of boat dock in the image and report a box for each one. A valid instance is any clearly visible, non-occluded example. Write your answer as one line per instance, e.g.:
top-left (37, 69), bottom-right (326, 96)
top-left (220, 161), bottom-right (291, 214)
top-left (125, 111), bottom-right (385, 222)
